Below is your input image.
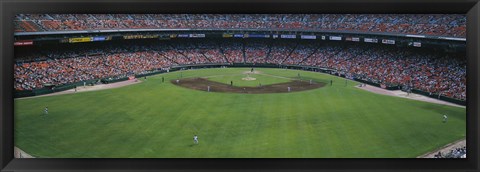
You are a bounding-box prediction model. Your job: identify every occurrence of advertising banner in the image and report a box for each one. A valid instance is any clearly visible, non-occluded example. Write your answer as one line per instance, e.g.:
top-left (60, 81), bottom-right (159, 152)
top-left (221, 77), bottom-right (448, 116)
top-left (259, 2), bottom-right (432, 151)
top-left (92, 36), bottom-right (107, 41)
top-left (222, 34), bottom-right (233, 38)
top-left (189, 34), bottom-right (206, 38)
top-left (352, 37), bottom-right (360, 42)
top-left (69, 37), bottom-right (92, 43)
top-left (143, 35), bottom-right (158, 39)
top-left (177, 34), bottom-right (189, 38)
top-left (123, 35), bottom-right (159, 39)
top-left (364, 38), bottom-right (378, 43)
top-left (272, 35), bottom-right (279, 39)
top-left (413, 42), bottom-right (422, 47)
top-left (280, 34), bottom-right (296, 39)
top-left (59, 39), bottom-right (69, 43)
top-left (123, 35), bottom-right (139, 39)
top-left (234, 34), bottom-right (244, 38)
top-left (301, 35), bottom-right (316, 39)
top-left (382, 39), bottom-right (396, 45)
top-left (14, 40), bottom-right (33, 46)
top-left (248, 34), bottom-right (270, 38)
top-left (329, 36), bottom-right (342, 41)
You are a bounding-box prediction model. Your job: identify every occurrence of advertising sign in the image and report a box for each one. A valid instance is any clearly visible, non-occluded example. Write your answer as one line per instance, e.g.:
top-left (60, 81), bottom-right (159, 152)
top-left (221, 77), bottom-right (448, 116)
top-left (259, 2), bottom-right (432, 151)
top-left (222, 34), bottom-right (233, 38)
top-left (189, 34), bottom-right (205, 38)
top-left (280, 34), bottom-right (296, 39)
top-left (301, 35), bottom-right (316, 39)
top-left (69, 37), bottom-right (92, 43)
top-left (364, 38), bottom-right (378, 43)
top-left (92, 36), bottom-right (107, 41)
top-left (382, 39), bottom-right (396, 45)
top-left (329, 36), bottom-right (342, 41)
top-left (14, 40), bottom-right (33, 46)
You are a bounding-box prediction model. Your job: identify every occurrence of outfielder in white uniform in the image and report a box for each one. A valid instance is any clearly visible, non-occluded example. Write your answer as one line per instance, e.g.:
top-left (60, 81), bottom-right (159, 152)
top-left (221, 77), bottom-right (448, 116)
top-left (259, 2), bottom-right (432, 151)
top-left (193, 135), bottom-right (199, 144)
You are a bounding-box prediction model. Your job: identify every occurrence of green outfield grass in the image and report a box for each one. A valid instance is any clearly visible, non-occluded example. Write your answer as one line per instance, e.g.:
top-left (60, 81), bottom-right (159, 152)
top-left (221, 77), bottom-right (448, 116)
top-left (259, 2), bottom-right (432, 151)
top-left (14, 68), bottom-right (466, 158)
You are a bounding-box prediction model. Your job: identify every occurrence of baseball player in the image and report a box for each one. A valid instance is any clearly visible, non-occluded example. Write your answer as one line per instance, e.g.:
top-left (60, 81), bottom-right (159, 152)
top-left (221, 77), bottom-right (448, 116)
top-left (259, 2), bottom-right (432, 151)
top-left (193, 135), bottom-right (199, 144)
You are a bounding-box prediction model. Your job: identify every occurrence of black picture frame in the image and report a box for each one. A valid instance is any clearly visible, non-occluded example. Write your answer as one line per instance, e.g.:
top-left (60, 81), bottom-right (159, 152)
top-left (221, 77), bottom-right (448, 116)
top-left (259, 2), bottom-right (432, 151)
top-left (1, 0), bottom-right (479, 171)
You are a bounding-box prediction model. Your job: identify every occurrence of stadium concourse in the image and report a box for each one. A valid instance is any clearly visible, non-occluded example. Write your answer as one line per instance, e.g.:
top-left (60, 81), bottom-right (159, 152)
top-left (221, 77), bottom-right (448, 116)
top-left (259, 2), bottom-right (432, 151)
top-left (14, 14), bottom-right (466, 37)
top-left (14, 38), bottom-right (466, 101)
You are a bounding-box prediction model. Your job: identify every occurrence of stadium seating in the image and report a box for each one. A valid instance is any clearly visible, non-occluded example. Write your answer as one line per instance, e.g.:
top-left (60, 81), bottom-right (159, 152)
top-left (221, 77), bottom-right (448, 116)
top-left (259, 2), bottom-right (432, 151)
top-left (14, 14), bottom-right (466, 37)
top-left (433, 146), bottom-right (466, 158)
top-left (14, 39), bottom-right (466, 101)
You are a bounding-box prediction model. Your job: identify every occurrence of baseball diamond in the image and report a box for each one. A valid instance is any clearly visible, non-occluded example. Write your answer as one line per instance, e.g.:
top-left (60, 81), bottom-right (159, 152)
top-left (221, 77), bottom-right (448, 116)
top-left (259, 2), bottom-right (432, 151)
top-left (14, 68), bottom-right (466, 158)
top-left (13, 14), bottom-right (466, 158)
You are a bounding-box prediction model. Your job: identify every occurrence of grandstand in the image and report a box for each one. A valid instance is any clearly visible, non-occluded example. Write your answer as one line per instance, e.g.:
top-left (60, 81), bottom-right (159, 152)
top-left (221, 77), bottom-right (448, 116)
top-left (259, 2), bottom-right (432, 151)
top-left (13, 14), bottom-right (466, 101)
top-left (14, 38), bottom-right (466, 101)
top-left (14, 14), bottom-right (466, 37)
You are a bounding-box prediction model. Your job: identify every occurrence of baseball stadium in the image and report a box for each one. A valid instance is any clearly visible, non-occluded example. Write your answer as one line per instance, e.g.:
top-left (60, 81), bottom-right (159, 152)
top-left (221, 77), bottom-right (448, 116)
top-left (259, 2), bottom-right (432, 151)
top-left (13, 14), bottom-right (466, 158)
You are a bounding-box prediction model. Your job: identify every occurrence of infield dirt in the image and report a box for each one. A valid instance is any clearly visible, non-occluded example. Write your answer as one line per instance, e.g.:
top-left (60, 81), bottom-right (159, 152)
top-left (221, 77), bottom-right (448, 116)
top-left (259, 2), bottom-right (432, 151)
top-left (172, 78), bottom-right (325, 94)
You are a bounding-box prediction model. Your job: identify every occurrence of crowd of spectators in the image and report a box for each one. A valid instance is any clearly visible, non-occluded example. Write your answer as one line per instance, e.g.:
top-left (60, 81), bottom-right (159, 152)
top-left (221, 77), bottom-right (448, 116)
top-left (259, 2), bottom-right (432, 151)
top-left (219, 41), bottom-right (244, 63)
top-left (301, 44), bottom-right (466, 100)
top-left (267, 41), bottom-right (296, 64)
top-left (14, 39), bottom-right (466, 101)
top-left (15, 14), bottom-right (466, 37)
top-left (197, 41), bottom-right (228, 63)
top-left (15, 51), bottom-right (172, 90)
top-left (283, 42), bottom-right (318, 65)
top-left (433, 146), bottom-right (466, 158)
top-left (245, 40), bottom-right (270, 64)
top-left (173, 41), bottom-right (212, 64)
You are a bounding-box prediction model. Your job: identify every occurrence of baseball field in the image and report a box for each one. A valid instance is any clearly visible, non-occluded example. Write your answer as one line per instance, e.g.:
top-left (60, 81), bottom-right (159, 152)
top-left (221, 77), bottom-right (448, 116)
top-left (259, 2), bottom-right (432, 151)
top-left (14, 68), bottom-right (466, 158)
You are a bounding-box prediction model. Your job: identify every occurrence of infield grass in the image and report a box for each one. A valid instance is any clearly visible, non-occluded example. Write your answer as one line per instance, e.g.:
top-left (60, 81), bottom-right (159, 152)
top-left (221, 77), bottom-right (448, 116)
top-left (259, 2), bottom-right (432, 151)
top-left (14, 68), bottom-right (466, 158)
top-left (205, 73), bottom-right (291, 87)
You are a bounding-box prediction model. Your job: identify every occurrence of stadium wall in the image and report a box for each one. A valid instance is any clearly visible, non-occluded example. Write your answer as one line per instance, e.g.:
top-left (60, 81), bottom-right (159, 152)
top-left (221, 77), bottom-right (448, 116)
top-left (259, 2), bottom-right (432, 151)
top-left (15, 79), bottom-right (99, 98)
top-left (412, 89), bottom-right (466, 106)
